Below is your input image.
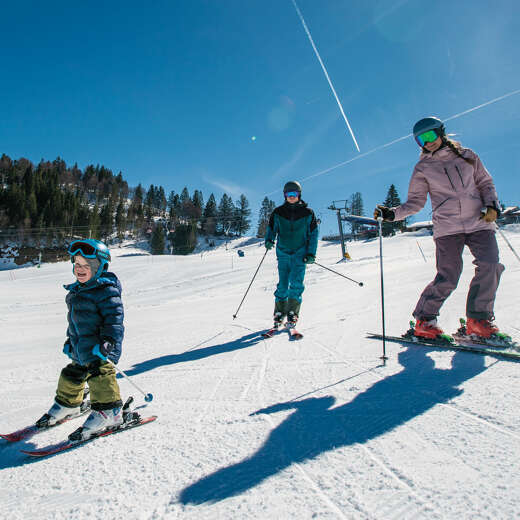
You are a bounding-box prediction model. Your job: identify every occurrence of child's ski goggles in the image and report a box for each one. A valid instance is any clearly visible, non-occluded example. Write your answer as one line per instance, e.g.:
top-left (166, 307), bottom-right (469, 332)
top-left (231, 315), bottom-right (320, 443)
top-left (284, 191), bottom-right (300, 198)
top-left (68, 240), bottom-right (111, 262)
top-left (415, 129), bottom-right (439, 147)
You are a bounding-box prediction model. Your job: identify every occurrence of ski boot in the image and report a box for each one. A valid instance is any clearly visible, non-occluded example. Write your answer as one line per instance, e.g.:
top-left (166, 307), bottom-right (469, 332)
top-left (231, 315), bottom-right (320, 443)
top-left (273, 311), bottom-right (284, 329)
top-left (286, 311), bottom-right (298, 329)
top-left (286, 298), bottom-right (301, 329)
top-left (403, 319), bottom-right (453, 344)
top-left (413, 318), bottom-right (444, 340)
top-left (68, 405), bottom-right (123, 441)
top-left (273, 299), bottom-right (288, 329)
top-left (465, 317), bottom-right (499, 339)
top-left (35, 389), bottom-right (90, 429)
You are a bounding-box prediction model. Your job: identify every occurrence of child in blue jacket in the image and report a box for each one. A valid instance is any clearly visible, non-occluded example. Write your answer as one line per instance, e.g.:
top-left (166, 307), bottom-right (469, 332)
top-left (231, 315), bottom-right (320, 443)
top-left (37, 239), bottom-right (125, 441)
top-left (265, 181), bottom-right (318, 327)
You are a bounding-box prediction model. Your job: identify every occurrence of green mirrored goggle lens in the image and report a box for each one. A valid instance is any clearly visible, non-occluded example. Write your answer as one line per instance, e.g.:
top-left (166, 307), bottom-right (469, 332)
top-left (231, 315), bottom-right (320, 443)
top-left (416, 130), bottom-right (438, 146)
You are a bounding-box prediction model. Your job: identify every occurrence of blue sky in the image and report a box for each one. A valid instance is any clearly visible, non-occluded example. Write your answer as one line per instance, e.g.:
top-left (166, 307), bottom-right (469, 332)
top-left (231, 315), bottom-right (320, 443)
top-left (1, 0), bottom-right (519, 236)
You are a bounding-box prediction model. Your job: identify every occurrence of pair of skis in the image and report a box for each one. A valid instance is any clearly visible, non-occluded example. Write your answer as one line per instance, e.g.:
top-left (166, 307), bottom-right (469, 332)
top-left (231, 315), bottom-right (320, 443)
top-left (262, 322), bottom-right (303, 341)
top-left (367, 319), bottom-right (520, 360)
top-left (1, 397), bottom-right (157, 457)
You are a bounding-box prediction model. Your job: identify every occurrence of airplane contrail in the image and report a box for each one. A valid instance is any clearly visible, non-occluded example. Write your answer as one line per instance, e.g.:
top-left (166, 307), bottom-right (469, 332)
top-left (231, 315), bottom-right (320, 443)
top-left (267, 87), bottom-right (520, 194)
top-left (291, 0), bottom-right (360, 153)
top-left (443, 88), bottom-right (520, 123)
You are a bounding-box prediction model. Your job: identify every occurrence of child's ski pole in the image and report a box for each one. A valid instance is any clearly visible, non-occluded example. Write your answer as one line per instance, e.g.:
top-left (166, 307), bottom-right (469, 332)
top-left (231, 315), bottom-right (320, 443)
top-left (110, 361), bottom-right (153, 402)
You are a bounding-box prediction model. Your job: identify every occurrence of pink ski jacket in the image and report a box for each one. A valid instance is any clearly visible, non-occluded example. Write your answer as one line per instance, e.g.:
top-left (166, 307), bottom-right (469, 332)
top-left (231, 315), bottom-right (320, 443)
top-left (393, 146), bottom-right (500, 239)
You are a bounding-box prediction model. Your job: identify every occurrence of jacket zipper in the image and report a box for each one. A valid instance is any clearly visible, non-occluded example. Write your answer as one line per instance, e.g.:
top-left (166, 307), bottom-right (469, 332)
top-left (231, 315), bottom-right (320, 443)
top-left (443, 168), bottom-right (456, 190)
top-left (455, 165), bottom-right (465, 187)
top-left (70, 302), bottom-right (83, 365)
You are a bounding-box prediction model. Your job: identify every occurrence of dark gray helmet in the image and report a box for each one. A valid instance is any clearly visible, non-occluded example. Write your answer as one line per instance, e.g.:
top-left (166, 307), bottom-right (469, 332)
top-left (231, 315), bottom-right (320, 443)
top-left (412, 117), bottom-right (445, 138)
top-left (283, 180), bottom-right (302, 193)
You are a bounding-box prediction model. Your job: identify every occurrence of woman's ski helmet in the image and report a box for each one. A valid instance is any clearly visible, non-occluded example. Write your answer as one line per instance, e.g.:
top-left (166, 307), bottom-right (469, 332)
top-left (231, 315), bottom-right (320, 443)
top-left (412, 117), bottom-right (445, 139)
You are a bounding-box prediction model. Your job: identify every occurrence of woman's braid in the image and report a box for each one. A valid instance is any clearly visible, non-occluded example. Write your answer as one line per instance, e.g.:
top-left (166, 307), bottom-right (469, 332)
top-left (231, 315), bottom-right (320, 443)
top-left (444, 138), bottom-right (475, 166)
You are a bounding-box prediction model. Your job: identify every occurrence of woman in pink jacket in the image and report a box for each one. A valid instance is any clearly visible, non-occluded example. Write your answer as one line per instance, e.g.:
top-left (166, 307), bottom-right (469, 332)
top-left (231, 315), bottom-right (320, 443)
top-left (375, 117), bottom-right (504, 340)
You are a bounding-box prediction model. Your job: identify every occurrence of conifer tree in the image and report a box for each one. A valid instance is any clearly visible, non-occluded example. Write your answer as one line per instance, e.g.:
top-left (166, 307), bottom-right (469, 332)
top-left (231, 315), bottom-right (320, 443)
top-left (381, 184), bottom-right (406, 236)
top-left (151, 224), bottom-right (165, 254)
top-left (217, 194), bottom-right (235, 235)
top-left (257, 197), bottom-right (275, 237)
top-left (203, 193), bottom-right (217, 235)
top-left (233, 194), bottom-right (251, 236)
top-left (349, 192), bottom-right (364, 235)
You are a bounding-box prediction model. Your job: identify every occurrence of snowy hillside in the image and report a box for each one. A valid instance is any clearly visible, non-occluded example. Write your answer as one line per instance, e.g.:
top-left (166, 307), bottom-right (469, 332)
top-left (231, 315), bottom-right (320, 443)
top-left (1, 229), bottom-right (520, 519)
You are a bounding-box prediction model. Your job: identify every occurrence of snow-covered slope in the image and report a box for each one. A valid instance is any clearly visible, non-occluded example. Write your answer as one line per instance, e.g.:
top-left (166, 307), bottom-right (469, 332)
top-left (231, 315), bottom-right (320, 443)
top-left (1, 229), bottom-right (519, 519)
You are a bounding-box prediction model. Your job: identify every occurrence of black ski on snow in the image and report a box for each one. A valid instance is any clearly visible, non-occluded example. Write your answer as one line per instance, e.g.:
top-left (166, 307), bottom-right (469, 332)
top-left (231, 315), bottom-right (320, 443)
top-left (366, 333), bottom-right (520, 360)
top-left (21, 413), bottom-right (157, 457)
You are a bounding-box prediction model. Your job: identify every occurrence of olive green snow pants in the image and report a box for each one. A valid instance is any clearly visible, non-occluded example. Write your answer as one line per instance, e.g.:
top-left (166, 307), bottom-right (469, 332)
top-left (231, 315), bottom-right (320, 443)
top-left (56, 361), bottom-right (122, 411)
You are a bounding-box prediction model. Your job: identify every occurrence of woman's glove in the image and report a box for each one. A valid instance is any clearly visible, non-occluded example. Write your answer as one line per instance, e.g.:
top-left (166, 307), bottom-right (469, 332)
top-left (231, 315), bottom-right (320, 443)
top-left (373, 205), bottom-right (395, 221)
top-left (303, 254), bottom-right (315, 264)
top-left (480, 207), bottom-right (498, 223)
top-left (265, 240), bottom-right (275, 250)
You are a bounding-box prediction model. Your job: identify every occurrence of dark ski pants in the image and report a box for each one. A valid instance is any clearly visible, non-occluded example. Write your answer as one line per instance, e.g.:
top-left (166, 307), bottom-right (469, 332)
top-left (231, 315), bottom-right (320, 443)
top-left (413, 230), bottom-right (504, 320)
top-left (56, 361), bottom-right (122, 411)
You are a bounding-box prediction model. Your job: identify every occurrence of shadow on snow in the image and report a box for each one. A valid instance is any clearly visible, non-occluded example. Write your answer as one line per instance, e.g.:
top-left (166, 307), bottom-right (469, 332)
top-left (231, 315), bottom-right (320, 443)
top-left (180, 345), bottom-right (487, 504)
top-left (119, 330), bottom-right (266, 378)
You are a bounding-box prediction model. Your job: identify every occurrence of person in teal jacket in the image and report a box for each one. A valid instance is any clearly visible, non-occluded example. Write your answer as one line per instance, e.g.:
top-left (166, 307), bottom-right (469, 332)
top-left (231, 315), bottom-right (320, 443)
top-left (265, 181), bottom-right (318, 327)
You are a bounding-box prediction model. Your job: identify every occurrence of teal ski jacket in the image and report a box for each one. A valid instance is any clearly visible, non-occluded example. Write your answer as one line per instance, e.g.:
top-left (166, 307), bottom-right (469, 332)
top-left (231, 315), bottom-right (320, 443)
top-left (265, 200), bottom-right (318, 256)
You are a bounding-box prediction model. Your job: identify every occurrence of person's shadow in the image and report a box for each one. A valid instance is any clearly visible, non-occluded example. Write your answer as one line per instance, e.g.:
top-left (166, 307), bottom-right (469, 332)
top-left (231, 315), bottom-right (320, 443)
top-left (180, 345), bottom-right (487, 504)
top-left (119, 330), bottom-right (266, 378)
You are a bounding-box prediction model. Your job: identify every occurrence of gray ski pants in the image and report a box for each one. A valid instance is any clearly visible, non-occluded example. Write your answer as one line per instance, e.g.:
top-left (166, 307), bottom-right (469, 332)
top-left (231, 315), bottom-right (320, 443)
top-left (413, 230), bottom-right (504, 320)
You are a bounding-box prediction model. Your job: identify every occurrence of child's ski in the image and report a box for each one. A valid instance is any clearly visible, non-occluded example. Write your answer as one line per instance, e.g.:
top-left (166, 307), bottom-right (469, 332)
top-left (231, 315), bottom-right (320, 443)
top-left (1, 405), bottom-right (91, 443)
top-left (20, 414), bottom-right (157, 457)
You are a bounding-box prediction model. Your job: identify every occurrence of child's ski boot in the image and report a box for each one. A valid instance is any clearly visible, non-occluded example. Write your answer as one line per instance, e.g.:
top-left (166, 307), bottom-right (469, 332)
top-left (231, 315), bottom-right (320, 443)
top-left (35, 389), bottom-right (90, 428)
top-left (68, 405), bottom-right (123, 441)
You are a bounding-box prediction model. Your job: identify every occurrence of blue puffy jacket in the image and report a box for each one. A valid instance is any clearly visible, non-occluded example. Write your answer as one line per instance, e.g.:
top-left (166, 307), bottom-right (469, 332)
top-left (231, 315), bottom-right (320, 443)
top-left (64, 272), bottom-right (124, 365)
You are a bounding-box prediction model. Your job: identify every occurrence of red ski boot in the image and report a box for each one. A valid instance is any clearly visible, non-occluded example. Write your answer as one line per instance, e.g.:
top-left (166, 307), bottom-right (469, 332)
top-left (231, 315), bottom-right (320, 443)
top-left (414, 318), bottom-right (444, 340)
top-left (466, 317), bottom-right (499, 339)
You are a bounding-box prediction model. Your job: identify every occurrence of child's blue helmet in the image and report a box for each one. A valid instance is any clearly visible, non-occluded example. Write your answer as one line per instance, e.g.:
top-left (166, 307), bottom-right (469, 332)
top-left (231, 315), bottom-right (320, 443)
top-left (67, 239), bottom-right (111, 279)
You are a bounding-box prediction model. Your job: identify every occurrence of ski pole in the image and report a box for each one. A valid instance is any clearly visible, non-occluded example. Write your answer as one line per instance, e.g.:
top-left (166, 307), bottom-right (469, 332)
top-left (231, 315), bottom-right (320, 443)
top-left (109, 361), bottom-right (153, 402)
top-left (496, 225), bottom-right (520, 263)
top-left (377, 215), bottom-right (388, 362)
top-left (313, 261), bottom-right (364, 287)
top-left (416, 240), bottom-right (427, 263)
top-left (232, 248), bottom-right (269, 319)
